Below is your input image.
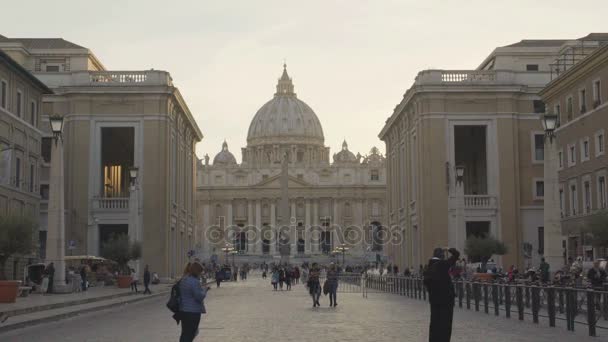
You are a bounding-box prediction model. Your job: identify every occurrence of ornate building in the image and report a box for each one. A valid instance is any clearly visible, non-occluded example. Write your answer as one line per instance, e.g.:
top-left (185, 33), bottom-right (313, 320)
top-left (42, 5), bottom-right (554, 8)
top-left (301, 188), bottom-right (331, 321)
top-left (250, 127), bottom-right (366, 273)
top-left (197, 65), bottom-right (387, 264)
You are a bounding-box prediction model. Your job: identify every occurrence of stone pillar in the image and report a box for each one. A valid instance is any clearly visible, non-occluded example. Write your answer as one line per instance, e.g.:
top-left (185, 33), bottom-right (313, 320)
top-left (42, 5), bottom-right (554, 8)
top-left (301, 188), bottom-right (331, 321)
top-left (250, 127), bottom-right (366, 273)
top-left (226, 201), bottom-right (233, 244)
top-left (355, 199), bottom-right (364, 252)
top-left (247, 200), bottom-right (254, 253)
top-left (305, 199), bottom-right (311, 254)
top-left (270, 201), bottom-right (277, 255)
top-left (202, 203), bottom-right (211, 260)
top-left (255, 200), bottom-right (262, 255)
top-left (290, 201), bottom-right (297, 255)
top-left (313, 200), bottom-right (319, 253)
top-left (544, 138), bottom-right (563, 271)
top-left (333, 199), bottom-right (340, 250)
top-left (47, 137), bottom-right (68, 292)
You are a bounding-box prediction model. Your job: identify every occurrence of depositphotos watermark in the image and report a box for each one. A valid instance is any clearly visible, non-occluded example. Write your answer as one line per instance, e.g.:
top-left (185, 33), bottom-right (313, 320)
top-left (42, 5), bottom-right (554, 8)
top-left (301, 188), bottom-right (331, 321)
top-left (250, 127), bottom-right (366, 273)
top-left (205, 223), bottom-right (404, 247)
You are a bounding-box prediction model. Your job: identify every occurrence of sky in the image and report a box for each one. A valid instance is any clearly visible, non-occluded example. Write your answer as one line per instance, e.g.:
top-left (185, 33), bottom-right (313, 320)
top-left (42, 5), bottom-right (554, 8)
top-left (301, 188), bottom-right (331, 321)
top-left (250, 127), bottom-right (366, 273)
top-left (3, 0), bottom-right (608, 161)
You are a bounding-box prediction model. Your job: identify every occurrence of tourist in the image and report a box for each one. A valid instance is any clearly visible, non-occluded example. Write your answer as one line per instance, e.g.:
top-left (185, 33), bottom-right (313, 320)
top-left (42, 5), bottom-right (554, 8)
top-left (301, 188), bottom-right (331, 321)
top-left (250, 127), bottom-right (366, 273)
top-left (587, 260), bottom-right (607, 289)
top-left (285, 267), bottom-right (292, 290)
top-left (130, 268), bottom-right (139, 293)
top-left (271, 268), bottom-right (279, 291)
top-left (143, 265), bottom-right (152, 294)
top-left (278, 267), bottom-right (286, 290)
top-left (308, 263), bottom-right (321, 307)
top-left (178, 261), bottom-right (209, 342)
top-left (45, 262), bottom-right (55, 294)
top-left (326, 263), bottom-right (339, 307)
top-left (215, 267), bottom-right (223, 288)
top-left (404, 267), bottom-right (411, 277)
top-left (423, 247), bottom-right (460, 342)
top-left (294, 266), bottom-right (301, 284)
top-left (301, 266), bottom-right (309, 284)
top-left (80, 265), bottom-right (88, 291)
top-left (539, 258), bottom-right (550, 283)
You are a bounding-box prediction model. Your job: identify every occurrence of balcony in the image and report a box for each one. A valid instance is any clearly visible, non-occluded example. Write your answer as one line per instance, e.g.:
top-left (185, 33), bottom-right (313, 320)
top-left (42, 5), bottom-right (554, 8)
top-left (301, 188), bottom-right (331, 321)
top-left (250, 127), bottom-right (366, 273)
top-left (35, 70), bottom-right (174, 88)
top-left (414, 70), bottom-right (550, 87)
top-left (92, 197), bottom-right (129, 211)
top-left (464, 195), bottom-right (497, 209)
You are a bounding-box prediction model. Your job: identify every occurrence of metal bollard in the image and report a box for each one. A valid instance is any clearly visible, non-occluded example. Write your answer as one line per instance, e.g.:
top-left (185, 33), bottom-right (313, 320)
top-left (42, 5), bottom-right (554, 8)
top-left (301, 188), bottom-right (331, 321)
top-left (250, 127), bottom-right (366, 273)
top-left (558, 288), bottom-right (564, 314)
top-left (532, 286), bottom-right (539, 324)
top-left (466, 282), bottom-right (471, 310)
top-left (505, 284), bottom-right (511, 318)
top-left (458, 281), bottom-right (463, 308)
top-left (493, 284), bottom-right (499, 316)
top-left (483, 283), bottom-right (489, 314)
top-left (565, 289), bottom-right (575, 331)
top-left (587, 290), bottom-right (596, 337)
top-left (474, 283), bottom-right (480, 312)
top-left (516, 286), bottom-right (524, 321)
top-left (525, 286), bottom-right (531, 308)
top-left (547, 287), bottom-right (556, 327)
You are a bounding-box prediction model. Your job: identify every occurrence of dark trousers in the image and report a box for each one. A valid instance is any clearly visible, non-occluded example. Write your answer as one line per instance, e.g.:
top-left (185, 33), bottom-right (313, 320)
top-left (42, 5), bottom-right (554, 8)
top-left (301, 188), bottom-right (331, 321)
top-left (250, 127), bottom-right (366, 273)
top-left (429, 303), bottom-right (454, 342)
top-left (216, 279), bottom-right (221, 288)
top-left (179, 312), bottom-right (201, 342)
top-left (131, 280), bottom-right (138, 293)
top-left (47, 276), bottom-right (54, 293)
top-left (143, 282), bottom-right (151, 294)
top-left (329, 289), bottom-right (337, 305)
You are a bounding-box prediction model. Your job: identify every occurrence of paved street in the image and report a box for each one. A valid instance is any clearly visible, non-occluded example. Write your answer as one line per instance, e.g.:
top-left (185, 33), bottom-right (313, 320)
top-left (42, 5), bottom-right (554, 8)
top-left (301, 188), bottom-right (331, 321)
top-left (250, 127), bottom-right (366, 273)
top-left (0, 274), bottom-right (601, 342)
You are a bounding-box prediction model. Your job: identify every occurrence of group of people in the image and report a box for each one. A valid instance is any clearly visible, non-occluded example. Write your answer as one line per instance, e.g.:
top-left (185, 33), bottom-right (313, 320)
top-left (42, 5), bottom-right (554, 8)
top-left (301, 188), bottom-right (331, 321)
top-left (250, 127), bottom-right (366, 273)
top-left (269, 265), bottom-right (301, 291)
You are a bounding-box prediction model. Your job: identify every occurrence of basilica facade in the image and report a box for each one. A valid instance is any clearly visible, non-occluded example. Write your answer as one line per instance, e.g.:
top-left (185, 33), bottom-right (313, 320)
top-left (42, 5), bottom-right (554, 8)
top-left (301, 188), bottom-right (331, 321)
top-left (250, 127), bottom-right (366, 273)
top-left (196, 65), bottom-right (387, 264)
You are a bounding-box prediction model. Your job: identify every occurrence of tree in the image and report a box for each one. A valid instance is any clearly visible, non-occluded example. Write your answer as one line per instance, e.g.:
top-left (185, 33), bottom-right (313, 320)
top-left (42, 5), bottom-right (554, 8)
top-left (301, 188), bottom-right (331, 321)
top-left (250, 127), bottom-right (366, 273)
top-left (100, 234), bottom-right (141, 275)
top-left (0, 215), bottom-right (36, 280)
top-left (464, 235), bottom-right (508, 271)
top-left (585, 210), bottom-right (608, 258)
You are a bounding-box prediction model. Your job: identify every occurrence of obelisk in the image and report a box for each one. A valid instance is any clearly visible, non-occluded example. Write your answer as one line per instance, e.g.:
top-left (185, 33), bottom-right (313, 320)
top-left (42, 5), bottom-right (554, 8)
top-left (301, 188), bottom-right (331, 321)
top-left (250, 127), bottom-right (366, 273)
top-left (278, 152), bottom-right (291, 260)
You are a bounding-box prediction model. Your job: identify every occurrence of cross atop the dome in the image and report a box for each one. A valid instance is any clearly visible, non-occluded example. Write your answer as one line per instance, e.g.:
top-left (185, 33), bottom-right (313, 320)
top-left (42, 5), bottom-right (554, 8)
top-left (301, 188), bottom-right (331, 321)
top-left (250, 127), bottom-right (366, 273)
top-left (276, 62), bottom-right (295, 96)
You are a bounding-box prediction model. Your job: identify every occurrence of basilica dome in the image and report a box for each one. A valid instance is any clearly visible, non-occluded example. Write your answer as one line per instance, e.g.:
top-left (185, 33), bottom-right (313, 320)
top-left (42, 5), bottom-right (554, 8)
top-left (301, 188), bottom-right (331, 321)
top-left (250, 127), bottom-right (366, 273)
top-left (246, 64), bottom-right (325, 146)
top-left (213, 141), bottom-right (237, 165)
top-left (333, 140), bottom-right (358, 164)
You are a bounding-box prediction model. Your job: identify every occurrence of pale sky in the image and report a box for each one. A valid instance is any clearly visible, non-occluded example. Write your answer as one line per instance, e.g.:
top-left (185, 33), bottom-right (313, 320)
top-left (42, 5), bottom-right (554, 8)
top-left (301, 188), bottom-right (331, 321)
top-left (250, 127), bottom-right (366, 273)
top-left (3, 0), bottom-right (607, 161)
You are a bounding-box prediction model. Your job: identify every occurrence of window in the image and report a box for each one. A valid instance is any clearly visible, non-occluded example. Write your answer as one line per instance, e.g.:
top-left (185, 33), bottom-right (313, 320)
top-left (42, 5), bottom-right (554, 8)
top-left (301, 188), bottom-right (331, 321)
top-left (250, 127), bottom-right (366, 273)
top-left (262, 174), bottom-right (268, 181)
top-left (41, 138), bottom-right (52, 163)
top-left (593, 80), bottom-right (602, 108)
top-left (371, 169), bottom-right (379, 181)
top-left (40, 184), bottom-right (49, 200)
top-left (581, 138), bottom-right (590, 161)
top-left (596, 130), bottom-right (605, 157)
top-left (559, 188), bottom-right (564, 216)
top-left (526, 64), bottom-right (539, 71)
top-left (30, 101), bottom-right (37, 126)
top-left (570, 183), bottom-right (578, 216)
top-left (45, 65), bottom-right (60, 72)
top-left (16, 91), bottom-right (22, 117)
top-left (0, 80), bottom-right (6, 109)
top-left (538, 227), bottom-right (544, 255)
top-left (568, 143), bottom-right (576, 166)
top-left (599, 176), bottom-right (607, 209)
top-left (579, 89), bottom-right (587, 113)
top-left (555, 104), bottom-right (562, 127)
top-left (534, 180), bottom-right (544, 199)
top-left (567, 96), bottom-right (573, 121)
top-left (533, 134), bottom-right (544, 162)
top-left (533, 100), bottom-right (545, 114)
top-left (558, 150), bottom-right (563, 169)
top-left (583, 180), bottom-right (591, 213)
top-left (15, 157), bottom-right (21, 189)
top-left (29, 164), bottom-right (35, 192)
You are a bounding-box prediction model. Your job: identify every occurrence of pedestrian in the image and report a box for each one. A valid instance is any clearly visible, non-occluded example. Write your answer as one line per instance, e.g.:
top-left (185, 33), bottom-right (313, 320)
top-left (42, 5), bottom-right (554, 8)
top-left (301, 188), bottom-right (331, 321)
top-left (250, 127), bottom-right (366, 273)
top-left (326, 263), bottom-right (339, 307)
top-left (45, 262), bottom-right (55, 294)
top-left (271, 268), bottom-right (279, 291)
top-left (308, 263), bottom-right (321, 307)
top-left (143, 265), bottom-right (152, 294)
top-left (587, 260), bottom-right (607, 289)
top-left (178, 261), bottom-right (209, 342)
top-left (294, 266), bottom-right (300, 284)
top-left (539, 258), bottom-right (550, 283)
top-left (423, 247), bottom-right (460, 342)
top-left (278, 267), bottom-right (285, 290)
top-left (215, 267), bottom-right (223, 288)
top-left (285, 268), bottom-right (293, 291)
top-left (80, 265), bottom-right (88, 291)
top-left (393, 265), bottom-right (399, 274)
top-left (262, 269), bottom-right (267, 279)
top-left (130, 268), bottom-right (139, 293)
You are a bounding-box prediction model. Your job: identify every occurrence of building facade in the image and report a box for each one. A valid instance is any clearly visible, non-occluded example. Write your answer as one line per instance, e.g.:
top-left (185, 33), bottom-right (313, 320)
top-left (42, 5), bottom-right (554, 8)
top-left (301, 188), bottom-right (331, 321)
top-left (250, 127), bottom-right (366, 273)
top-left (540, 40), bottom-right (608, 262)
top-left (0, 35), bottom-right (202, 279)
top-left (197, 65), bottom-right (387, 265)
top-left (0, 49), bottom-right (52, 279)
top-left (378, 39), bottom-right (583, 270)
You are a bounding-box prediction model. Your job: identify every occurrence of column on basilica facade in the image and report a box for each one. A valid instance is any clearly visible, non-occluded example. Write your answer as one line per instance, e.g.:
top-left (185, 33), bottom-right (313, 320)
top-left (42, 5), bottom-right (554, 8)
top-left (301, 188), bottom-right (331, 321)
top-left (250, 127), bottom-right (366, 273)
top-left (290, 201), bottom-right (297, 255)
top-left (305, 199), bottom-right (311, 254)
top-left (202, 203), bottom-right (210, 258)
top-left (270, 201), bottom-right (277, 255)
top-left (333, 199), bottom-right (340, 250)
top-left (354, 199), bottom-right (364, 254)
top-left (247, 201), bottom-right (254, 253)
top-left (226, 201), bottom-right (233, 231)
top-left (312, 200), bottom-right (319, 253)
top-left (255, 200), bottom-right (262, 255)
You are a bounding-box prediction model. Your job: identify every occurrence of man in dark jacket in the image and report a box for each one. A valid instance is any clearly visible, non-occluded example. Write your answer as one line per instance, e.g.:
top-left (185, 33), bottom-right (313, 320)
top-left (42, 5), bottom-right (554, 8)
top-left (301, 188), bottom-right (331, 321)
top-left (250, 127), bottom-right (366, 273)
top-left (587, 260), bottom-right (607, 289)
top-left (143, 265), bottom-right (152, 294)
top-left (424, 247), bottom-right (460, 342)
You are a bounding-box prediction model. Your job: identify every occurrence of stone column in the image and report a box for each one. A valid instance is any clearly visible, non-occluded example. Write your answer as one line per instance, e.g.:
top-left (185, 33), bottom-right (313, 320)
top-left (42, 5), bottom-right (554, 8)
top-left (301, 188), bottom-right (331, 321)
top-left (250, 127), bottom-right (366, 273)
top-left (226, 201), bottom-right (233, 245)
top-left (305, 199), bottom-right (311, 254)
top-left (290, 201), bottom-right (297, 255)
top-left (333, 199), bottom-right (340, 250)
top-left (313, 200), bottom-right (319, 253)
top-left (247, 201), bottom-right (254, 253)
top-left (544, 137), bottom-right (563, 271)
top-left (255, 200), bottom-right (262, 255)
top-left (355, 199), bottom-right (364, 253)
top-left (47, 136), bottom-right (68, 292)
top-left (270, 201), bottom-right (277, 255)
top-left (202, 203), bottom-right (211, 260)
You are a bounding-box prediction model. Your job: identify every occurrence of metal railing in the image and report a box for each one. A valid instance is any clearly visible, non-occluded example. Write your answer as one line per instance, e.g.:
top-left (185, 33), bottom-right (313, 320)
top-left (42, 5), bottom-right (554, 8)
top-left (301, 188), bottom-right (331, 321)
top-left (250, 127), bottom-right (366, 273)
top-left (364, 275), bottom-right (608, 337)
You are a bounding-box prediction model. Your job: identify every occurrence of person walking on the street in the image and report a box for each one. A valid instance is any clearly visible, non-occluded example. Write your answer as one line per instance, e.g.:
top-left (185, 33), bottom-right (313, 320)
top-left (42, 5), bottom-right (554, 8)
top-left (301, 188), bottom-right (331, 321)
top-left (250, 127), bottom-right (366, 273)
top-left (278, 267), bottom-right (285, 290)
top-left (326, 263), bottom-right (339, 307)
top-left (130, 268), bottom-right (139, 293)
top-left (271, 268), bottom-right (279, 291)
top-left (294, 266), bottom-right (300, 284)
top-left (143, 265), bottom-right (152, 294)
top-left (178, 261), bottom-right (209, 342)
top-left (215, 268), bottom-right (223, 288)
top-left (46, 262), bottom-right (55, 294)
top-left (424, 247), bottom-right (460, 342)
top-left (539, 258), bottom-right (550, 284)
top-left (80, 265), bottom-right (87, 291)
top-left (308, 263), bottom-right (321, 307)
top-left (285, 268), bottom-right (292, 291)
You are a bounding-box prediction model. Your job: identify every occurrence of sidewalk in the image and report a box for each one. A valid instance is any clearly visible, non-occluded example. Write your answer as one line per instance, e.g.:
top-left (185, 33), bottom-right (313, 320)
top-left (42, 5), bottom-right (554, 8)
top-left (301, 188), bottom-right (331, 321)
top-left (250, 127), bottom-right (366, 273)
top-left (0, 284), bottom-right (170, 333)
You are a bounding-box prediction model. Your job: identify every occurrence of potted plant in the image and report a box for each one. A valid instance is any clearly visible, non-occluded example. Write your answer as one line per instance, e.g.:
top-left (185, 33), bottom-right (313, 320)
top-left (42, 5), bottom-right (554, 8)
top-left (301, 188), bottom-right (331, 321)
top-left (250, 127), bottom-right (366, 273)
top-left (100, 234), bottom-right (141, 288)
top-left (0, 215), bottom-right (35, 302)
top-left (464, 235), bottom-right (507, 281)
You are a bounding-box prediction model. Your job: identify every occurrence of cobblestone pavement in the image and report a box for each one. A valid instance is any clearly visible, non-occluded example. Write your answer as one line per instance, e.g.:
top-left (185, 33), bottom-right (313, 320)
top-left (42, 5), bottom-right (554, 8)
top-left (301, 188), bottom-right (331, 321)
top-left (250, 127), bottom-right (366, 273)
top-left (0, 274), bottom-right (602, 341)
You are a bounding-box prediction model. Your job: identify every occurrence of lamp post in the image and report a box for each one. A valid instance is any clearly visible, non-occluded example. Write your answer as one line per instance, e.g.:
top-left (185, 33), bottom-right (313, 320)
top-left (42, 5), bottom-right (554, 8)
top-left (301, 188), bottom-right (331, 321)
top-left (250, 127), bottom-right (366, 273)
top-left (541, 113), bottom-right (563, 271)
top-left (453, 165), bottom-right (466, 253)
top-left (128, 166), bottom-right (140, 274)
top-left (46, 115), bottom-right (69, 292)
top-left (221, 243), bottom-right (234, 266)
top-left (333, 244), bottom-right (349, 266)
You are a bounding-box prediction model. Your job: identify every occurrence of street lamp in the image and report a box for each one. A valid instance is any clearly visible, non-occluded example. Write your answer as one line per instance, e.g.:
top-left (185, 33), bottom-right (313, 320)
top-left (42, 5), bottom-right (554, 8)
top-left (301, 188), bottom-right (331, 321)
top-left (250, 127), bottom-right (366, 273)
top-left (541, 113), bottom-right (558, 142)
top-left (221, 243), bottom-right (235, 265)
top-left (128, 166), bottom-right (139, 185)
top-left (333, 243), bottom-right (349, 266)
top-left (49, 115), bottom-right (64, 143)
top-left (455, 165), bottom-right (465, 185)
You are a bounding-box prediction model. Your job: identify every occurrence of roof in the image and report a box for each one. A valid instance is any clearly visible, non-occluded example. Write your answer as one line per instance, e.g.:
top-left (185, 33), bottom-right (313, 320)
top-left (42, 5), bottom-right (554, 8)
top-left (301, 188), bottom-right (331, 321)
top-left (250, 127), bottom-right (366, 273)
top-left (503, 39), bottom-right (569, 48)
top-left (0, 34), bottom-right (85, 49)
top-left (578, 33), bottom-right (608, 42)
top-left (0, 49), bottom-right (53, 93)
